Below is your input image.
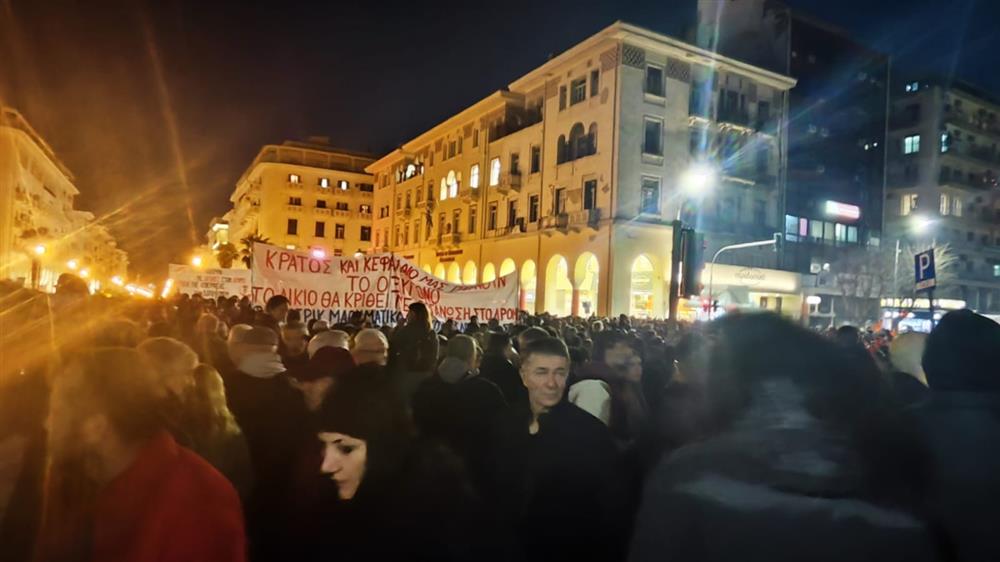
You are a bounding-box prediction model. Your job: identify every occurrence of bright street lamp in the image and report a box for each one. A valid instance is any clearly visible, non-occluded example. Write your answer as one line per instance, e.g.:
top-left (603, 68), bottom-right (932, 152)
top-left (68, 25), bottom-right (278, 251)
top-left (310, 248), bottom-right (326, 259)
top-left (680, 163), bottom-right (717, 197)
top-left (191, 255), bottom-right (204, 268)
top-left (79, 268), bottom-right (90, 279)
top-left (66, 259), bottom-right (79, 270)
top-left (33, 244), bottom-right (46, 256)
top-left (111, 276), bottom-right (124, 286)
top-left (910, 215), bottom-right (935, 235)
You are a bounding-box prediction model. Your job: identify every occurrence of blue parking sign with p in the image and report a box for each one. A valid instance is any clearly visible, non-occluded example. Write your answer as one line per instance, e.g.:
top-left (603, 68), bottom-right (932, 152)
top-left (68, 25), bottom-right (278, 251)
top-left (914, 249), bottom-right (936, 291)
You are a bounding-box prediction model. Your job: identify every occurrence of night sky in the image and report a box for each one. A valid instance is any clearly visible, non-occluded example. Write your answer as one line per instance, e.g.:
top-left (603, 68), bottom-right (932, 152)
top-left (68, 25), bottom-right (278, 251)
top-left (2, 0), bottom-right (998, 279)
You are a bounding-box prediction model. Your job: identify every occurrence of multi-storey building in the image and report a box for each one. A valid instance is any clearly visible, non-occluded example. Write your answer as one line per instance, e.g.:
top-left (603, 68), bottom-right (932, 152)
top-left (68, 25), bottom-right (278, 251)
top-left (886, 79), bottom-right (1000, 312)
top-left (367, 22), bottom-right (796, 318)
top-left (695, 0), bottom-right (890, 325)
top-left (0, 107), bottom-right (127, 291)
top-left (225, 138), bottom-right (376, 262)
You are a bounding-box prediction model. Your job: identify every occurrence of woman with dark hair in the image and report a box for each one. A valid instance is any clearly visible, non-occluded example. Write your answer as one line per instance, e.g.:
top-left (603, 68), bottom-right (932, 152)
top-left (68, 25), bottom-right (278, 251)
top-left (630, 313), bottom-right (946, 562)
top-left (308, 376), bottom-right (500, 561)
top-left (388, 302), bottom-right (439, 405)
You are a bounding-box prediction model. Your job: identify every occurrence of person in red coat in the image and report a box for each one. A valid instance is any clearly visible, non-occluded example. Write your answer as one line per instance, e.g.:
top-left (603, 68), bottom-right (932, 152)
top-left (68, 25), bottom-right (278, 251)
top-left (36, 347), bottom-right (246, 562)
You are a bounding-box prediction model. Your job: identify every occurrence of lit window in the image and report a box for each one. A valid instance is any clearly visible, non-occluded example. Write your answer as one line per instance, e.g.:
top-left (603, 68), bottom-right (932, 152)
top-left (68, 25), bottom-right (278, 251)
top-left (847, 226), bottom-right (858, 243)
top-left (447, 170), bottom-right (458, 198)
top-left (903, 135), bottom-right (921, 155)
top-left (835, 223), bottom-right (847, 243)
top-left (940, 193), bottom-right (951, 216)
top-left (288, 174), bottom-right (301, 184)
top-left (337, 180), bottom-right (349, 190)
top-left (905, 81), bottom-right (920, 93)
top-left (319, 177), bottom-right (330, 188)
top-left (440, 179), bottom-right (448, 201)
top-left (640, 177), bottom-right (660, 214)
top-left (470, 164), bottom-right (480, 188)
top-left (489, 158), bottom-right (501, 186)
top-left (953, 197), bottom-right (963, 217)
top-left (941, 133), bottom-right (950, 153)
top-left (900, 193), bottom-right (918, 216)
top-left (994, 264), bottom-right (1000, 278)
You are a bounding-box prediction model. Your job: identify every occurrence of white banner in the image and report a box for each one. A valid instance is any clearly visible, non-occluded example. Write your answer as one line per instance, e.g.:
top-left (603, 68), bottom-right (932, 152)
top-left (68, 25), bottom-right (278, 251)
top-left (251, 244), bottom-right (519, 324)
top-left (168, 265), bottom-right (252, 299)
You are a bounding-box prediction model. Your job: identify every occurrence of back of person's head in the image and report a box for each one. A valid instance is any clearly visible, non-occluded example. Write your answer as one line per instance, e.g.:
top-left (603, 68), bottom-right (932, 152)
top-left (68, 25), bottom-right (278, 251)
top-left (352, 328), bottom-right (389, 365)
top-left (889, 332), bottom-right (928, 384)
top-left (137, 337), bottom-right (199, 398)
top-left (446, 334), bottom-right (479, 365)
top-left (187, 363), bottom-right (239, 437)
top-left (54, 348), bottom-right (164, 446)
top-left (407, 302), bottom-right (432, 331)
top-left (486, 332), bottom-right (512, 355)
top-left (265, 294), bottom-right (290, 313)
top-left (308, 329), bottom-right (351, 358)
top-left (923, 309), bottom-right (1000, 393)
top-left (195, 313), bottom-right (220, 337)
top-left (834, 325), bottom-right (862, 346)
top-left (521, 336), bottom-right (570, 364)
top-left (516, 326), bottom-right (549, 351)
top-left (93, 318), bottom-right (143, 348)
top-left (592, 330), bottom-right (628, 364)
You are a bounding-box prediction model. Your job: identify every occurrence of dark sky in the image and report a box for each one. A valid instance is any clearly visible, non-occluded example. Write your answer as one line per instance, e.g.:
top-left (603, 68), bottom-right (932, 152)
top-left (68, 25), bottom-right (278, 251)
top-left (2, 0), bottom-right (998, 279)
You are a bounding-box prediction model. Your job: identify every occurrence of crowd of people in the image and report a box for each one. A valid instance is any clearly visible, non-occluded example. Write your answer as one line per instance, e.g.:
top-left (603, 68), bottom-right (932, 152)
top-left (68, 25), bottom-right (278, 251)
top-left (1, 273), bottom-right (999, 562)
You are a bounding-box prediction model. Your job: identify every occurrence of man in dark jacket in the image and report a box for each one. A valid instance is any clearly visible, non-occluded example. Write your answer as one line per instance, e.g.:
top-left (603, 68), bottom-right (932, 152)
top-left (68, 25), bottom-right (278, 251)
top-left (480, 332), bottom-right (526, 406)
top-left (487, 337), bottom-right (626, 562)
top-left (413, 335), bottom-right (506, 489)
top-left (572, 331), bottom-right (648, 443)
top-left (917, 310), bottom-right (1000, 562)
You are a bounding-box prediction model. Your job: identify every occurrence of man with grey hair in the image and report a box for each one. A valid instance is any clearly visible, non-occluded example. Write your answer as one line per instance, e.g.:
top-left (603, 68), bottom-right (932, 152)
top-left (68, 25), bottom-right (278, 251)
top-left (307, 329), bottom-right (350, 358)
top-left (888, 331), bottom-right (929, 406)
top-left (352, 328), bottom-right (389, 366)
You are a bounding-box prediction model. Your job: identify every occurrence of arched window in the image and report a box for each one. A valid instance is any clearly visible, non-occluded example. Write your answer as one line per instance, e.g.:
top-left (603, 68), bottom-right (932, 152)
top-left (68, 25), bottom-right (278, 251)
top-left (447, 170), bottom-right (458, 198)
top-left (569, 123), bottom-right (586, 161)
top-left (587, 122), bottom-right (598, 156)
top-left (439, 178), bottom-right (448, 201)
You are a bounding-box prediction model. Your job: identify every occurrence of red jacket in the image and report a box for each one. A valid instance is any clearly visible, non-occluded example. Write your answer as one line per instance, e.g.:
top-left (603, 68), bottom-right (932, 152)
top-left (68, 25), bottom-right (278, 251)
top-left (91, 431), bottom-right (246, 562)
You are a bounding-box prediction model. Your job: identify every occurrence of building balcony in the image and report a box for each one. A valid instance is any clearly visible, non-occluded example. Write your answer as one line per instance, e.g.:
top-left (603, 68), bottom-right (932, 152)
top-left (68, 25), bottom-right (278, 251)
top-left (400, 206), bottom-right (413, 218)
top-left (358, 190), bottom-right (374, 199)
top-left (287, 181), bottom-right (304, 190)
top-left (566, 208), bottom-right (602, 230)
top-left (943, 108), bottom-right (1000, 139)
top-left (285, 205), bottom-right (304, 213)
top-left (437, 233), bottom-right (461, 246)
top-left (945, 144), bottom-right (1000, 167)
top-left (460, 188), bottom-right (478, 203)
top-left (332, 209), bottom-right (352, 219)
top-left (495, 172), bottom-right (523, 194)
top-left (540, 213), bottom-right (569, 233)
top-left (314, 208), bottom-right (332, 216)
top-left (939, 170), bottom-right (999, 191)
top-left (717, 108), bottom-right (751, 128)
top-left (415, 199), bottom-right (427, 208)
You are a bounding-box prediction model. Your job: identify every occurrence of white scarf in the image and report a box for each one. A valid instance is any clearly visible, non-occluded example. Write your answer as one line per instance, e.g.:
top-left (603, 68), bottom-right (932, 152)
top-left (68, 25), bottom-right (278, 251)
top-left (238, 352), bottom-right (285, 378)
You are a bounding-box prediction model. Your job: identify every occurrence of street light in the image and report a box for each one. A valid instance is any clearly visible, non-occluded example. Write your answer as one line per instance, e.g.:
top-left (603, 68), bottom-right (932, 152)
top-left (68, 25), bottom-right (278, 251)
top-left (910, 215), bottom-right (935, 235)
top-left (191, 255), bottom-right (204, 268)
top-left (680, 163), bottom-right (717, 197)
top-left (79, 268), bottom-right (90, 279)
top-left (33, 244), bottom-right (46, 256)
top-left (111, 276), bottom-right (124, 286)
top-left (311, 248), bottom-right (326, 259)
top-left (669, 163), bottom-right (718, 325)
top-left (66, 259), bottom-right (79, 270)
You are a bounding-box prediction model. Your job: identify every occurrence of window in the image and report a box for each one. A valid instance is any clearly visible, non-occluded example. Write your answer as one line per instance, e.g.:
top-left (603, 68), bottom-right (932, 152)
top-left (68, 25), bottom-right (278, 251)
top-left (529, 195), bottom-right (540, 222)
top-left (416, 187), bottom-right (423, 202)
top-left (809, 220), bottom-right (823, 242)
top-left (358, 183), bottom-right (374, 193)
top-left (403, 223), bottom-right (409, 245)
top-left (905, 81), bottom-right (920, 93)
top-left (440, 179), bottom-right (448, 201)
top-left (784, 215), bottom-right (799, 242)
top-left (473, 129), bottom-right (479, 147)
top-left (953, 197), bottom-right (963, 217)
top-left (643, 118), bottom-right (663, 155)
top-left (994, 264), bottom-right (1000, 278)
top-left (531, 146), bottom-right (541, 173)
top-left (287, 219), bottom-right (298, 235)
top-left (288, 196), bottom-right (302, 205)
top-left (448, 171), bottom-right (458, 198)
top-left (288, 173), bottom-right (301, 184)
top-left (334, 224), bottom-right (344, 240)
top-left (900, 193), bottom-right (918, 216)
top-left (330, 202), bottom-right (345, 211)
top-left (405, 192), bottom-right (411, 208)
top-left (903, 135), bottom-right (921, 155)
top-left (640, 177), bottom-right (660, 214)
top-left (360, 226), bottom-right (371, 242)
top-left (319, 177), bottom-right (330, 188)
top-left (470, 164), bottom-right (480, 188)
top-left (452, 210), bottom-right (461, 234)
top-left (847, 226), bottom-right (858, 243)
top-left (316, 199), bottom-right (326, 208)
top-left (360, 204), bottom-right (371, 214)
top-left (941, 132), bottom-right (950, 153)
top-left (488, 203), bottom-right (498, 230)
top-left (940, 193), bottom-right (951, 215)
top-left (337, 180), bottom-right (349, 190)
top-left (559, 85), bottom-right (567, 110)
top-left (583, 179), bottom-right (597, 210)
top-left (754, 200), bottom-right (766, 226)
top-left (396, 194), bottom-right (402, 209)
top-left (489, 158), bottom-right (501, 186)
top-left (508, 200), bottom-right (518, 227)
top-left (590, 70), bottom-right (600, 97)
top-left (315, 222), bottom-right (326, 238)
top-left (469, 206), bottom-right (477, 233)
top-left (414, 220), bottom-right (421, 243)
top-left (570, 78), bottom-right (587, 105)
top-left (438, 213), bottom-right (445, 237)
top-left (554, 188), bottom-right (566, 215)
top-left (510, 153), bottom-right (520, 175)
top-left (457, 136), bottom-right (462, 154)
top-left (645, 65), bottom-right (664, 96)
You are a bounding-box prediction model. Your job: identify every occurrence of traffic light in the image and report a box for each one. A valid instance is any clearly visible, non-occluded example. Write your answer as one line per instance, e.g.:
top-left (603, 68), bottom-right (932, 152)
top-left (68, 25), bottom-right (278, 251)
top-left (773, 232), bottom-right (783, 253)
top-left (680, 228), bottom-right (705, 297)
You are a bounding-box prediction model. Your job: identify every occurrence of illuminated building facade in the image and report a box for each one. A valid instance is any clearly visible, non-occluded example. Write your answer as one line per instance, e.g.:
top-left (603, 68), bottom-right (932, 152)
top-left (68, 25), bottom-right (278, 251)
top-left (367, 22), bottom-right (796, 318)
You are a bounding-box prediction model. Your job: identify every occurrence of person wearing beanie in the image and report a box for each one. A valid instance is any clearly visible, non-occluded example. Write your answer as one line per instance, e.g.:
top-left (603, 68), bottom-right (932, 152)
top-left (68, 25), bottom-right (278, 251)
top-left (411, 335), bottom-right (506, 490)
top-left (288, 347), bottom-right (356, 412)
top-left (307, 376), bottom-right (502, 561)
top-left (916, 310), bottom-right (1000, 562)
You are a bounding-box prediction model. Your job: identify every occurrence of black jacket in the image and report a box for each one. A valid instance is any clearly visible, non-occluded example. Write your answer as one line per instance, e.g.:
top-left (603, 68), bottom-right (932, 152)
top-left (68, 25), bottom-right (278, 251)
top-left (412, 372), bottom-right (506, 489)
top-left (389, 324), bottom-right (439, 374)
top-left (486, 401), bottom-right (627, 562)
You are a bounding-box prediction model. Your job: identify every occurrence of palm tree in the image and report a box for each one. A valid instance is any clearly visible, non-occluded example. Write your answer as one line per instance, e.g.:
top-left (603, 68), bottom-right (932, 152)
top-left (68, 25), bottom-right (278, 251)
top-left (240, 234), bottom-right (270, 269)
top-left (216, 243), bottom-right (240, 269)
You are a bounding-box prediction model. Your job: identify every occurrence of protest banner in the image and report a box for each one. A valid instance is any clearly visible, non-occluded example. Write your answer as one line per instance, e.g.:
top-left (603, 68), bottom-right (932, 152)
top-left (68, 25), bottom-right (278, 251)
top-left (251, 244), bottom-right (519, 324)
top-left (168, 265), bottom-right (252, 299)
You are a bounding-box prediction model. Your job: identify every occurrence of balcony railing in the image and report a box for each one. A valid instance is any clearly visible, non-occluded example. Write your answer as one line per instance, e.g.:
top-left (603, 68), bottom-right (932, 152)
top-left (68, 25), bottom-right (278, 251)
top-left (314, 208), bottom-right (332, 216)
top-left (401, 206), bottom-right (413, 218)
top-left (717, 108), bottom-right (751, 127)
top-left (332, 209), bottom-right (352, 219)
top-left (946, 143), bottom-right (1000, 166)
top-left (943, 108), bottom-right (1000, 138)
top-left (496, 172), bottom-right (522, 194)
top-left (285, 205), bottom-right (304, 213)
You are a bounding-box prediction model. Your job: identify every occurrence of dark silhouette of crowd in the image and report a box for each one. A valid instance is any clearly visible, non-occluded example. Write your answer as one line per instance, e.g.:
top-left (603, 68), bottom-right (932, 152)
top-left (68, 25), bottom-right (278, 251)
top-left (1, 275), bottom-right (998, 562)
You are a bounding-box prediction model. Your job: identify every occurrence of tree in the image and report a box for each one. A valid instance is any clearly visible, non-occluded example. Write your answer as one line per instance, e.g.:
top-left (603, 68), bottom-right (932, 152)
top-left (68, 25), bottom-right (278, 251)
top-left (240, 234), bottom-right (270, 269)
top-left (216, 243), bottom-right (239, 269)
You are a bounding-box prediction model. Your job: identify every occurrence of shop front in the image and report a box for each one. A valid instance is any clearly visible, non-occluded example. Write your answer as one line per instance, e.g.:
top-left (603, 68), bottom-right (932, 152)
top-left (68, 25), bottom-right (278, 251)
top-left (678, 263), bottom-right (804, 321)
